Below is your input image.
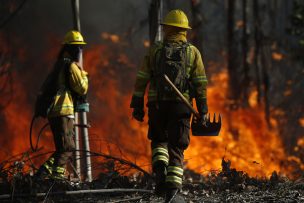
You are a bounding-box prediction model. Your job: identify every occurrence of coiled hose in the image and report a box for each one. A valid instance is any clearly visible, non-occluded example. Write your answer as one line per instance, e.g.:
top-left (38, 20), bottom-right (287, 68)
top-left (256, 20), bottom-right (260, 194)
top-left (29, 116), bottom-right (49, 152)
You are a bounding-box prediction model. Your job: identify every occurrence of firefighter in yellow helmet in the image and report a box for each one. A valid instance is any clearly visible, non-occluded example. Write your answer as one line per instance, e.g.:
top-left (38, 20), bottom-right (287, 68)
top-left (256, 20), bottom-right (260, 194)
top-left (130, 10), bottom-right (208, 202)
top-left (35, 30), bottom-right (88, 180)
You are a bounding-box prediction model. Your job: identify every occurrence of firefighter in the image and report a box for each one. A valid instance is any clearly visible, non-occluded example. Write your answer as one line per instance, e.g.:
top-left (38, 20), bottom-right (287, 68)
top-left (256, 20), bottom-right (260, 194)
top-left (130, 10), bottom-right (208, 202)
top-left (35, 30), bottom-right (88, 180)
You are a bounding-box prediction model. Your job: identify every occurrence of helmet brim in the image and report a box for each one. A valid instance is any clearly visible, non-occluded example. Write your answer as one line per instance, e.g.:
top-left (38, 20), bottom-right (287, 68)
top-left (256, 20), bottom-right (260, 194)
top-left (63, 41), bottom-right (87, 45)
top-left (161, 22), bottom-right (192, 30)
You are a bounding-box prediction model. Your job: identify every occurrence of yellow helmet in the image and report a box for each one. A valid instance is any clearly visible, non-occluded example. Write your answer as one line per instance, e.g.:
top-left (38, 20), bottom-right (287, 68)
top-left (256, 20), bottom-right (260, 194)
top-left (161, 9), bottom-right (191, 29)
top-left (63, 30), bottom-right (86, 45)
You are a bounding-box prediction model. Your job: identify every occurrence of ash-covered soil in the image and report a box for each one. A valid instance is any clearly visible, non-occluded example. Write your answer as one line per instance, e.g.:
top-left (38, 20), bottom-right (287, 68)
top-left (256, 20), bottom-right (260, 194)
top-left (0, 167), bottom-right (303, 203)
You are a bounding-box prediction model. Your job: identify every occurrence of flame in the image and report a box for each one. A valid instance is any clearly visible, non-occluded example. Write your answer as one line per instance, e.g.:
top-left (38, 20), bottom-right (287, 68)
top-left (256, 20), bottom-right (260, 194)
top-left (185, 71), bottom-right (286, 176)
top-left (236, 20), bottom-right (244, 29)
top-left (0, 32), bottom-right (301, 178)
top-left (299, 118), bottom-right (304, 127)
top-left (272, 52), bottom-right (284, 61)
top-left (82, 42), bottom-right (289, 177)
top-left (143, 40), bottom-right (150, 48)
top-left (0, 72), bottom-right (54, 163)
top-left (101, 32), bottom-right (120, 43)
top-left (248, 90), bottom-right (258, 107)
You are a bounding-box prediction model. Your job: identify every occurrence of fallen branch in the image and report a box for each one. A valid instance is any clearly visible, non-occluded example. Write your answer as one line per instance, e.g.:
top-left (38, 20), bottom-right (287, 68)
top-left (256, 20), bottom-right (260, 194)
top-left (0, 188), bottom-right (153, 200)
top-left (81, 150), bottom-right (152, 178)
top-left (110, 196), bottom-right (144, 203)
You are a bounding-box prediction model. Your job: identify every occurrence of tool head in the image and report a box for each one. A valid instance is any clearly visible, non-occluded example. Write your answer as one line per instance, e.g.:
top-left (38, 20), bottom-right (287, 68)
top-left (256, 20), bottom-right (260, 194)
top-left (191, 113), bottom-right (221, 136)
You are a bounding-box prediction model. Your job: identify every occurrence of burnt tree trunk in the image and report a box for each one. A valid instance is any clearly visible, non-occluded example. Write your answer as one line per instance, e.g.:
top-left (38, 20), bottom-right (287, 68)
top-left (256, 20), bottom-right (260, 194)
top-left (241, 0), bottom-right (250, 106)
top-left (260, 39), bottom-right (271, 127)
top-left (253, 0), bottom-right (262, 105)
top-left (191, 0), bottom-right (204, 53)
top-left (149, 0), bottom-right (160, 44)
top-left (227, 0), bottom-right (242, 107)
top-left (260, 2), bottom-right (274, 128)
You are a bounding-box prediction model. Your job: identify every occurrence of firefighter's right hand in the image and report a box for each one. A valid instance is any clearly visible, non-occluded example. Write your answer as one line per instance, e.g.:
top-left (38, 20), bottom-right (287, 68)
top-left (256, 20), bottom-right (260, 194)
top-left (132, 108), bottom-right (145, 122)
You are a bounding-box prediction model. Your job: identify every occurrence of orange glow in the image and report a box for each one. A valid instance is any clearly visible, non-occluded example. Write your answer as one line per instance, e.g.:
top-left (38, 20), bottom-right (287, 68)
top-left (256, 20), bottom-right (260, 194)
top-left (0, 33), bottom-right (300, 179)
top-left (185, 71), bottom-right (286, 177)
top-left (0, 72), bottom-right (54, 164)
top-left (83, 43), bottom-right (289, 177)
top-left (299, 118), bottom-right (304, 127)
top-left (236, 20), bottom-right (244, 28)
top-left (143, 40), bottom-right (150, 48)
top-left (248, 90), bottom-right (258, 107)
top-left (284, 90), bottom-right (292, 97)
top-left (272, 52), bottom-right (284, 61)
top-left (101, 32), bottom-right (120, 43)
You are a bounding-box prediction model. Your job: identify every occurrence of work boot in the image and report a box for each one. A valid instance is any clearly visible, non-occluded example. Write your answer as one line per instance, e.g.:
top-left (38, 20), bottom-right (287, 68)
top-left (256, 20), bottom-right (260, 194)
top-left (51, 171), bottom-right (65, 181)
top-left (153, 163), bottom-right (167, 196)
top-left (165, 188), bottom-right (185, 203)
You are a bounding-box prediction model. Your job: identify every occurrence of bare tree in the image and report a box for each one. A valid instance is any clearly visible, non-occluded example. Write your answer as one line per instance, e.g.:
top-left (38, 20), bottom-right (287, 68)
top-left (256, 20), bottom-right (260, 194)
top-left (190, 0), bottom-right (204, 52)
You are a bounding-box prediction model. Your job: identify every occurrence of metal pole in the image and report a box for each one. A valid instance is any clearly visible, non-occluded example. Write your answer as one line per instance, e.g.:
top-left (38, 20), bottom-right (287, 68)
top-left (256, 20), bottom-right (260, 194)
top-left (74, 113), bottom-right (81, 178)
top-left (71, 0), bottom-right (81, 31)
top-left (80, 112), bottom-right (92, 182)
top-left (71, 0), bottom-right (82, 181)
top-left (71, 0), bottom-right (83, 67)
top-left (71, 0), bottom-right (92, 182)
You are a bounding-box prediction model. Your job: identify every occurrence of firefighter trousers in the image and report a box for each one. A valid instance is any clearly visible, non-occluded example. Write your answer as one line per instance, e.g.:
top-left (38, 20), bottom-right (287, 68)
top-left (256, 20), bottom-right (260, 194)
top-left (40, 116), bottom-right (75, 176)
top-left (49, 116), bottom-right (75, 167)
top-left (148, 101), bottom-right (191, 189)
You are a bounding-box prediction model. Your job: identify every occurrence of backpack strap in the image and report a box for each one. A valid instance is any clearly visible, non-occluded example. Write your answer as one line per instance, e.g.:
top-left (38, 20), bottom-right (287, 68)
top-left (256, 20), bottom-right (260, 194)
top-left (151, 41), bottom-right (164, 77)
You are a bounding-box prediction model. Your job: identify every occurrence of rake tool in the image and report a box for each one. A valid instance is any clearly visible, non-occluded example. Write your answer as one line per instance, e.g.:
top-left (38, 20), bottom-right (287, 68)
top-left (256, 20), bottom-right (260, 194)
top-left (163, 74), bottom-right (221, 136)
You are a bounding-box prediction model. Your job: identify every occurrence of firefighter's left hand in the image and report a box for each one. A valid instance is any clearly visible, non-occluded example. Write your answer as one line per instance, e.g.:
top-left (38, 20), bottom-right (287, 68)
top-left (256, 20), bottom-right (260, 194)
top-left (201, 113), bottom-right (209, 126)
top-left (132, 108), bottom-right (145, 122)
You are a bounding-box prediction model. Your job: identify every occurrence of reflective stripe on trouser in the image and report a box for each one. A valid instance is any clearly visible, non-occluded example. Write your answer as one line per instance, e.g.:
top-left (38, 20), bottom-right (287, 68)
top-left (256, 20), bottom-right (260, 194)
top-left (52, 166), bottom-right (66, 178)
top-left (147, 102), bottom-right (190, 189)
top-left (152, 146), bottom-right (169, 167)
top-left (43, 157), bottom-right (55, 174)
top-left (166, 165), bottom-right (183, 189)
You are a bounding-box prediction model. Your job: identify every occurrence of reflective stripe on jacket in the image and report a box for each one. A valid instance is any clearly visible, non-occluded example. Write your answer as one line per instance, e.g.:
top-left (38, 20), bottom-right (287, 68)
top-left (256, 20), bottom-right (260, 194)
top-left (48, 61), bottom-right (88, 117)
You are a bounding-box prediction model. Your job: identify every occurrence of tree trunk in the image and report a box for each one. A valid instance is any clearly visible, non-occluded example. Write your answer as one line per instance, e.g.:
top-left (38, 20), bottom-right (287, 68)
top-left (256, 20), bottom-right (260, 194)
top-left (242, 0), bottom-right (250, 106)
top-left (191, 0), bottom-right (204, 52)
top-left (227, 0), bottom-right (242, 107)
top-left (253, 0), bottom-right (262, 104)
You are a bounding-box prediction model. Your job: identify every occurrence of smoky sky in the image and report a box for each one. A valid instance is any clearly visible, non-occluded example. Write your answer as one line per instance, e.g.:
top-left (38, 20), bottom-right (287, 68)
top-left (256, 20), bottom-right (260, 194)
top-left (3, 0), bottom-right (228, 65)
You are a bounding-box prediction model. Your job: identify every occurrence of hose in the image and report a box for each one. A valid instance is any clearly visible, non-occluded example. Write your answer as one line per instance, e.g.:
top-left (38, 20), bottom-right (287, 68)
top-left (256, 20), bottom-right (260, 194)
top-left (29, 116), bottom-right (49, 152)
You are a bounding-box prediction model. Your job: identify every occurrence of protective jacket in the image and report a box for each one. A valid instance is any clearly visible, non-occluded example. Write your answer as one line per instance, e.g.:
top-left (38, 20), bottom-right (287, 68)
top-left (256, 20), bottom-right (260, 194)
top-left (48, 59), bottom-right (88, 117)
top-left (132, 31), bottom-right (207, 104)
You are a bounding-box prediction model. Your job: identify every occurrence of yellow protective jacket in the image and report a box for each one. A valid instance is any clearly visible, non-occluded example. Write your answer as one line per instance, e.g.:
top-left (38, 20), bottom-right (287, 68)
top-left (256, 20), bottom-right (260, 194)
top-left (132, 31), bottom-right (207, 103)
top-left (48, 59), bottom-right (88, 118)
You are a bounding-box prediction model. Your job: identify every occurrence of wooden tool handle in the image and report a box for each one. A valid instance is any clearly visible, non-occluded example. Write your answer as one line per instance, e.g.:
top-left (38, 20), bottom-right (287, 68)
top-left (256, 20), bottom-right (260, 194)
top-left (163, 74), bottom-right (201, 119)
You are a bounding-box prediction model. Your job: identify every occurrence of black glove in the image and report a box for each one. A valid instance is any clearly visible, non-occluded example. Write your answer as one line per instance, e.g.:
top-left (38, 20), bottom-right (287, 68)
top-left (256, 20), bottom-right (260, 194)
top-left (196, 98), bottom-right (208, 125)
top-left (196, 98), bottom-right (208, 115)
top-left (130, 95), bottom-right (145, 122)
top-left (132, 108), bottom-right (145, 122)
